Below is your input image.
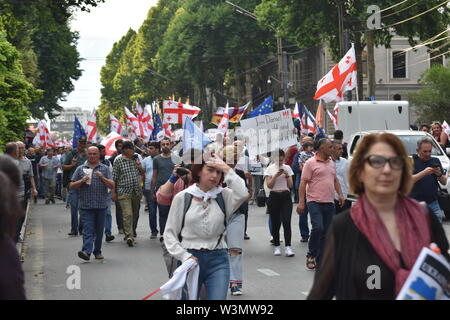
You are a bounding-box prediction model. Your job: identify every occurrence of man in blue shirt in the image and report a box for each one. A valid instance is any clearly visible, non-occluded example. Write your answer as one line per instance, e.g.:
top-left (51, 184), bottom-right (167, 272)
top-left (142, 141), bottom-right (160, 239)
top-left (70, 147), bottom-right (115, 261)
top-left (411, 137), bottom-right (448, 222)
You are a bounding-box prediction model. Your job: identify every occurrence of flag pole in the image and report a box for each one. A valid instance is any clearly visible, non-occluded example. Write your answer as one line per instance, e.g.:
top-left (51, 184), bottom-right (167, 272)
top-left (352, 43), bottom-right (362, 137)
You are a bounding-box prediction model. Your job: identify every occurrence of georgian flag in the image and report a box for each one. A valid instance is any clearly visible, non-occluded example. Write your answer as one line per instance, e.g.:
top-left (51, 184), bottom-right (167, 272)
top-left (135, 103), bottom-right (153, 140)
top-left (125, 107), bottom-right (143, 138)
top-left (327, 109), bottom-right (338, 130)
top-left (33, 120), bottom-right (55, 149)
top-left (109, 114), bottom-right (123, 135)
top-left (163, 100), bottom-right (201, 125)
top-left (217, 103), bottom-right (230, 135)
top-left (100, 132), bottom-right (125, 157)
top-left (314, 44), bottom-right (357, 103)
top-left (86, 109), bottom-right (98, 143)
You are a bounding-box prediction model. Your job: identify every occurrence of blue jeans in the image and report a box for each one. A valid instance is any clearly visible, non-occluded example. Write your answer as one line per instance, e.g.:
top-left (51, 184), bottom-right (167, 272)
top-left (428, 200), bottom-right (443, 223)
top-left (158, 204), bottom-right (170, 236)
top-left (144, 189), bottom-right (158, 235)
top-left (187, 249), bottom-right (230, 300)
top-left (80, 208), bottom-right (107, 256)
top-left (69, 189), bottom-right (82, 234)
top-left (307, 202), bottom-right (335, 263)
top-left (299, 206), bottom-right (310, 239)
top-left (104, 194), bottom-right (112, 237)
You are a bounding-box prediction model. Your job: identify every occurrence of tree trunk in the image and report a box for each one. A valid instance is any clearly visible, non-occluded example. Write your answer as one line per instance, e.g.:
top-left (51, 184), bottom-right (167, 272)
top-left (366, 30), bottom-right (376, 99)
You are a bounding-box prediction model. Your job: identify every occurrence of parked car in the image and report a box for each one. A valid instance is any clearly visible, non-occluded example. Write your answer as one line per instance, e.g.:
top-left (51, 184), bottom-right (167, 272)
top-left (347, 130), bottom-right (450, 219)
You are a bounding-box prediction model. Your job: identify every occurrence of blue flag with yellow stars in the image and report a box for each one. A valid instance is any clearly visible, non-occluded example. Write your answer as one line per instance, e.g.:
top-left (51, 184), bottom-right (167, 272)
top-left (248, 96), bottom-right (273, 118)
top-left (151, 113), bottom-right (163, 141)
top-left (73, 116), bottom-right (87, 148)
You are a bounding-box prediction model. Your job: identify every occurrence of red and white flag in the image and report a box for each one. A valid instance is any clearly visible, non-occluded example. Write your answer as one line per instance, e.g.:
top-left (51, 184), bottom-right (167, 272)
top-left (109, 114), bottom-right (124, 135)
top-left (314, 45), bottom-right (357, 103)
top-left (327, 109), bottom-right (338, 130)
top-left (163, 100), bottom-right (201, 125)
top-left (86, 109), bottom-right (98, 143)
top-left (33, 120), bottom-right (55, 149)
top-left (125, 107), bottom-right (142, 139)
top-left (315, 100), bottom-right (324, 129)
top-left (292, 102), bottom-right (301, 120)
top-left (217, 103), bottom-right (230, 135)
top-left (100, 132), bottom-right (125, 157)
top-left (135, 103), bottom-right (153, 140)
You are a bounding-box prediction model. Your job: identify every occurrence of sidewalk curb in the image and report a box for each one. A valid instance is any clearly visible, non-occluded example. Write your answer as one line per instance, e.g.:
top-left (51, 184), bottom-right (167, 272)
top-left (17, 200), bottom-right (31, 262)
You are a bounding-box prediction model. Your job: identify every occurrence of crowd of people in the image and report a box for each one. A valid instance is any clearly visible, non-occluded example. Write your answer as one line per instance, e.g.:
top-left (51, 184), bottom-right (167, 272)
top-left (1, 120), bottom-right (450, 300)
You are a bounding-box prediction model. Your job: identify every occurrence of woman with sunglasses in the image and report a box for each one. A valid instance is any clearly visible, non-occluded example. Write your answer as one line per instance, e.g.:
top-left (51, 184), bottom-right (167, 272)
top-left (308, 133), bottom-right (450, 300)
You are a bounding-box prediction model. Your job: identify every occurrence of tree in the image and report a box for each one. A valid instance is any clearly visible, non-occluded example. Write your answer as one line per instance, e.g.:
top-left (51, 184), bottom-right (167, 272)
top-left (255, 0), bottom-right (450, 99)
top-left (409, 65), bottom-right (450, 125)
top-left (0, 31), bottom-right (39, 150)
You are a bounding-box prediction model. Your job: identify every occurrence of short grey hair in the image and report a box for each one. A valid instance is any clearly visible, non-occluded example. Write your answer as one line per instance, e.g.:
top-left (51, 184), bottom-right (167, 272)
top-left (417, 137), bottom-right (434, 149)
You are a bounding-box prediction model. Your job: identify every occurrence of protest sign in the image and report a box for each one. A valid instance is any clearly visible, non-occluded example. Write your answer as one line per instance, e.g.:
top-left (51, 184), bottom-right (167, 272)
top-left (240, 109), bottom-right (297, 158)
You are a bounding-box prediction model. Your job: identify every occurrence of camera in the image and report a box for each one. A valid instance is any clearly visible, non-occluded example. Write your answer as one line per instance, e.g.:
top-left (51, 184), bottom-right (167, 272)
top-left (176, 167), bottom-right (189, 176)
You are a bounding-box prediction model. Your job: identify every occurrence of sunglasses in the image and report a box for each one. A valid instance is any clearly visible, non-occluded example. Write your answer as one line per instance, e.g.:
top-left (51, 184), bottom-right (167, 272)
top-left (364, 155), bottom-right (404, 170)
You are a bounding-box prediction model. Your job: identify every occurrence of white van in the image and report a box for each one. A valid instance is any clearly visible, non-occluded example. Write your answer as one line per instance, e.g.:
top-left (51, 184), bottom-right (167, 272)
top-left (347, 130), bottom-right (450, 218)
top-left (337, 101), bottom-right (410, 144)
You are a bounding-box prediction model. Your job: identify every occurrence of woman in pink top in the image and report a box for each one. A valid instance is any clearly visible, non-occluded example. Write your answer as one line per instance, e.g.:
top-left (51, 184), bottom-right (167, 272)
top-left (265, 149), bottom-right (295, 257)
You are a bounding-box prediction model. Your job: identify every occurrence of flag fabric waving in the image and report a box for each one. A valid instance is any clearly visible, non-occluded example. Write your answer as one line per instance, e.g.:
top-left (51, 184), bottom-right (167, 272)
top-left (315, 100), bottom-right (324, 129)
top-left (248, 96), bottom-right (273, 118)
top-left (182, 117), bottom-right (212, 153)
top-left (314, 44), bottom-right (357, 102)
top-left (292, 102), bottom-right (301, 120)
top-left (217, 103), bottom-right (230, 135)
top-left (229, 101), bottom-right (250, 123)
top-left (327, 109), bottom-right (338, 130)
top-left (86, 109), bottom-right (98, 143)
top-left (151, 113), bottom-right (163, 141)
top-left (136, 103), bottom-right (153, 140)
top-left (34, 120), bottom-right (55, 149)
top-left (333, 104), bottom-right (339, 128)
top-left (73, 116), bottom-right (87, 148)
top-left (100, 132), bottom-right (125, 157)
top-left (303, 106), bottom-right (317, 135)
top-left (163, 100), bottom-right (201, 125)
top-left (109, 114), bottom-right (124, 135)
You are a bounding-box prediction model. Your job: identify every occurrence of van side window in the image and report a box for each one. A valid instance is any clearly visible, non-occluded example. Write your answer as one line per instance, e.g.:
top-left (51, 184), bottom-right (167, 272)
top-left (350, 135), bottom-right (360, 155)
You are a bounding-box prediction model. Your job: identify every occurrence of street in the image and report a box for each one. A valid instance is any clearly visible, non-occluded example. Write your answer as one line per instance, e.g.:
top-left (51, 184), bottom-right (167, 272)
top-left (22, 199), bottom-right (320, 300)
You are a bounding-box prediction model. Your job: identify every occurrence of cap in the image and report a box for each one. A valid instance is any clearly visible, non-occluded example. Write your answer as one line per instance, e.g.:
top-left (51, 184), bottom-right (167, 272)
top-left (78, 136), bottom-right (87, 143)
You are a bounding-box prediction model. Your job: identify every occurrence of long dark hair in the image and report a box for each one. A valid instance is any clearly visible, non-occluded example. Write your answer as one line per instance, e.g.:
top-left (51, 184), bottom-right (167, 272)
top-left (0, 155), bottom-right (23, 240)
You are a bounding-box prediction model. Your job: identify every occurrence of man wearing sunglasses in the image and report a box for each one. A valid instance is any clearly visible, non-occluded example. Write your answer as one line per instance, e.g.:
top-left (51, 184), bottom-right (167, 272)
top-left (410, 137), bottom-right (447, 223)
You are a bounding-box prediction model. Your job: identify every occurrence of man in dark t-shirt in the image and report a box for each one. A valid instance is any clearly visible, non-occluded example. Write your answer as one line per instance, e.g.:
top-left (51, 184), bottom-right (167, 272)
top-left (410, 137), bottom-right (447, 222)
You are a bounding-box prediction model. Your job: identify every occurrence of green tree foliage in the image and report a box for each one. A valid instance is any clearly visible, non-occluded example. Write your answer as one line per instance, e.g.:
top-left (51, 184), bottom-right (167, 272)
top-left (409, 65), bottom-right (450, 124)
top-left (0, 31), bottom-right (38, 150)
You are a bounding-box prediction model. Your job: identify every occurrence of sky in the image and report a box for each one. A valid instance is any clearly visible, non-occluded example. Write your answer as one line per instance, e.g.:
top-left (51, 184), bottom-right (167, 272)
top-left (60, 0), bottom-right (158, 111)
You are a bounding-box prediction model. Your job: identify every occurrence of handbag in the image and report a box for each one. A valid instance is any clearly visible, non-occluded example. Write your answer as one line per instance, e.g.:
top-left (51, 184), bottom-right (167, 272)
top-left (256, 188), bottom-right (267, 207)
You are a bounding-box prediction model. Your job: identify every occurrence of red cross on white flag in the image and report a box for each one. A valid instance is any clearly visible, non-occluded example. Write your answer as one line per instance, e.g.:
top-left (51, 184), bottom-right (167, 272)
top-left (217, 103), bottom-right (230, 135)
top-left (163, 100), bottom-right (201, 125)
top-left (314, 45), bottom-right (357, 103)
top-left (86, 109), bottom-right (98, 143)
top-left (109, 114), bottom-right (124, 135)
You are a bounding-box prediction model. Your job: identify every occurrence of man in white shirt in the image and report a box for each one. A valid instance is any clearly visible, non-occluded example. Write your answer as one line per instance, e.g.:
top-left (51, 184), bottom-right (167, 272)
top-left (331, 140), bottom-right (350, 214)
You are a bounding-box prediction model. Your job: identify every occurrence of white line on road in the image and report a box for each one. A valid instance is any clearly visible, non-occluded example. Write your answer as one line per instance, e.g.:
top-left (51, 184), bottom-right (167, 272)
top-left (257, 269), bottom-right (280, 277)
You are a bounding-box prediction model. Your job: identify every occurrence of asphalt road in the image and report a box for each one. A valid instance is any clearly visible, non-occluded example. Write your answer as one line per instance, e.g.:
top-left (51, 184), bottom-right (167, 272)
top-left (22, 198), bottom-right (450, 300)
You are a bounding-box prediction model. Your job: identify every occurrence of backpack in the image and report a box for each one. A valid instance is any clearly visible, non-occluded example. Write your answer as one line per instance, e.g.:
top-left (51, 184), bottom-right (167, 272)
top-left (162, 192), bottom-right (227, 278)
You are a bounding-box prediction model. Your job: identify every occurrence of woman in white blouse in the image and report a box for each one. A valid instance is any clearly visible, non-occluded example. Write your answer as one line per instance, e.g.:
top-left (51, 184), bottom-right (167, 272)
top-left (265, 149), bottom-right (295, 257)
top-left (164, 153), bottom-right (248, 300)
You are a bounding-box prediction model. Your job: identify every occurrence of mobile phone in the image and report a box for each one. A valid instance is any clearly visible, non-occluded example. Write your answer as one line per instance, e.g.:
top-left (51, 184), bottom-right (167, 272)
top-left (176, 167), bottom-right (189, 176)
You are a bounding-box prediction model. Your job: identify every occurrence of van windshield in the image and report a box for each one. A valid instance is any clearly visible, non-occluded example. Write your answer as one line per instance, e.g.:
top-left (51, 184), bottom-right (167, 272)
top-left (350, 134), bottom-right (443, 156)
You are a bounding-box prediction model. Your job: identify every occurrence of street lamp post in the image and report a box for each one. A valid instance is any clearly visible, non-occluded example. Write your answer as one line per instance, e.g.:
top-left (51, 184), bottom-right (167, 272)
top-left (225, 1), bottom-right (289, 107)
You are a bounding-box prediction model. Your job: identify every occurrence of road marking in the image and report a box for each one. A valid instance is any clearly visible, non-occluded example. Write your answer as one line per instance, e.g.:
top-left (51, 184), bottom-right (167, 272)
top-left (257, 269), bottom-right (280, 277)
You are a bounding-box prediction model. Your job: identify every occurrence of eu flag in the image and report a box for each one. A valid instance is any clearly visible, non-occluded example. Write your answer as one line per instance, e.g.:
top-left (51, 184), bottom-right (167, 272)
top-left (151, 113), bottom-right (163, 141)
top-left (248, 96), bottom-right (273, 118)
top-left (73, 116), bottom-right (86, 148)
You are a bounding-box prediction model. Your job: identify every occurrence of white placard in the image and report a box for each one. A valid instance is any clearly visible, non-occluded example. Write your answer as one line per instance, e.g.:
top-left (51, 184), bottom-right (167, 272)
top-left (240, 109), bottom-right (297, 158)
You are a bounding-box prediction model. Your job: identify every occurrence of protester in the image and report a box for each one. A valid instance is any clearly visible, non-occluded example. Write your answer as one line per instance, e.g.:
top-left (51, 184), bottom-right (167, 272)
top-left (16, 142), bottom-right (37, 242)
top-left (63, 136), bottom-right (88, 236)
top-left (419, 124), bottom-right (430, 133)
top-left (151, 137), bottom-right (181, 241)
top-left (0, 155), bottom-right (26, 300)
top-left (70, 147), bottom-right (115, 261)
top-left (164, 153), bottom-right (248, 300)
top-left (297, 140), bottom-right (315, 243)
top-left (26, 147), bottom-right (39, 204)
top-left (333, 130), bottom-right (348, 159)
top-left (431, 121), bottom-right (449, 149)
top-left (142, 141), bottom-right (160, 239)
top-left (109, 139), bottom-right (124, 234)
top-left (285, 144), bottom-right (299, 203)
top-left (38, 148), bottom-right (60, 205)
top-left (112, 141), bottom-right (144, 247)
top-left (308, 133), bottom-right (450, 299)
top-left (97, 144), bottom-right (115, 242)
top-left (411, 137), bottom-right (448, 223)
top-left (331, 140), bottom-right (351, 214)
top-left (221, 145), bottom-right (251, 296)
top-left (265, 149), bottom-right (295, 257)
top-left (297, 138), bottom-right (344, 270)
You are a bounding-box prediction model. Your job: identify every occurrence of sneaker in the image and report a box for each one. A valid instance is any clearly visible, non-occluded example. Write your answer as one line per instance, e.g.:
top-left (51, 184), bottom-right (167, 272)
top-left (274, 246), bottom-right (281, 256)
top-left (244, 234), bottom-right (250, 240)
top-left (105, 235), bottom-right (115, 242)
top-left (230, 286), bottom-right (243, 296)
top-left (300, 237), bottom-right (309, 243)
top-left (150, 233), bottom-right (158, 239)
top-left (285, 246), bottom-right (295, 257)
top-left (95, 254), bottom-right (104, 260)
top-left (78, 251), bottom-right (90, 261)
top-left (127, 238), bottom-right (134, 247)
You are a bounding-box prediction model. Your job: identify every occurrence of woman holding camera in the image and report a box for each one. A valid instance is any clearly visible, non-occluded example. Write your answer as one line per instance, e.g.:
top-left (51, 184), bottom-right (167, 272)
top-left (265, 149), bottom-right (295, 257)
